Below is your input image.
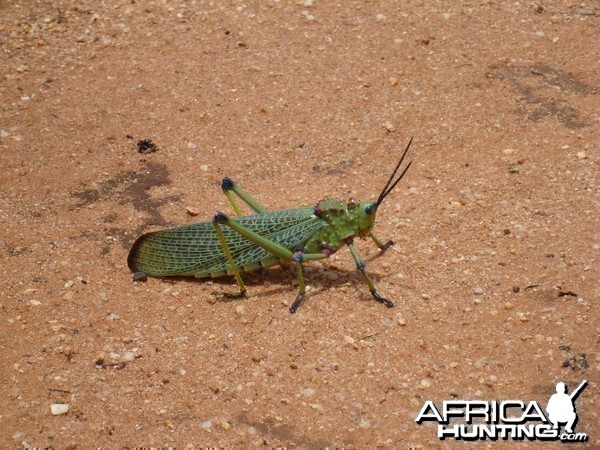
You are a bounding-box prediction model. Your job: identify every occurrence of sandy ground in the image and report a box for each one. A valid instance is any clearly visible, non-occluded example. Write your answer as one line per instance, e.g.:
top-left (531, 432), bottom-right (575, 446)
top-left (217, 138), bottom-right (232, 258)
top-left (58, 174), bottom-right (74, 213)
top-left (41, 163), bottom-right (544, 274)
top-left (1, 0), bottom-right (598, 448)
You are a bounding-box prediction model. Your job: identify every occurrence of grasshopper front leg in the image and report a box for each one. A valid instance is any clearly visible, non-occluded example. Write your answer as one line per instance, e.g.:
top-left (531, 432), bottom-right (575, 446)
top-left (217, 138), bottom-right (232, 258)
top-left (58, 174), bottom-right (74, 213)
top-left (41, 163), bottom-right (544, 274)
top-left (346, 238), bottom-right (394, 308)
top-left (369, 232), bottom-right (393, 251)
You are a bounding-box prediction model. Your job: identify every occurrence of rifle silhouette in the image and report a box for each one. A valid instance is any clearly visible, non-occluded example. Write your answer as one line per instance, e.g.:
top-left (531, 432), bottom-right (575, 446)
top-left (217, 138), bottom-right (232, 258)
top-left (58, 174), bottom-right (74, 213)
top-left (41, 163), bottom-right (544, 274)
top-left (569, 380), bottom-right (587, 401)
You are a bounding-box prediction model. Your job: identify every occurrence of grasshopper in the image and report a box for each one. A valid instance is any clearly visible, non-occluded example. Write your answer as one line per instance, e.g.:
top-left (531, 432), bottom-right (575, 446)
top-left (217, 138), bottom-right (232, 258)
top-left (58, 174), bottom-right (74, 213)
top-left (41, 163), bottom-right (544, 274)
top-left (128, 139), bottom-right (413, 313)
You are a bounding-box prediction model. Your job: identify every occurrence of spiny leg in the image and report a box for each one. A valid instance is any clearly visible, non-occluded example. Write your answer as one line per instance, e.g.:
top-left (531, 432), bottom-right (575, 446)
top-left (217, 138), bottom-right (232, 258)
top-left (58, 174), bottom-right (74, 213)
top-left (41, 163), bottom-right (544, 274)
top-left (290, 252), bottom-right (306, 313)
top-left (211, 217), bottom-right (246, 299)
top-left (289, 251), bottom-right (329, 313)
top-left (346, 239), bottom-right (394, 308)
top-left (214, 211), bottom-right (329, 312)
top-left (369, 232), bottom-right (394, 251)
top-left (221, 177), bottom-right (268, 216)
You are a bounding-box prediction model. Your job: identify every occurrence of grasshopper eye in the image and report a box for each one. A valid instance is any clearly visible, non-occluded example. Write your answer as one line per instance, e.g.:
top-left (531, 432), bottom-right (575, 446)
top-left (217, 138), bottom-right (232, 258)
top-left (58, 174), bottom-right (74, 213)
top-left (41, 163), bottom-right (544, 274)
top-left (365, 203), bottom-right (376, 215)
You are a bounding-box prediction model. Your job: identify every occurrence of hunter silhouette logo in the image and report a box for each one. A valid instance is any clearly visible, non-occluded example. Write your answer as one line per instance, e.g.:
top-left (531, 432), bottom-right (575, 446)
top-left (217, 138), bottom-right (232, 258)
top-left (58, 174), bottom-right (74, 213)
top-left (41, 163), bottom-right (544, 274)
top-left (547, 380), bottom-right (587, 434)
top-left (416, 380), bottom-right (589, 442)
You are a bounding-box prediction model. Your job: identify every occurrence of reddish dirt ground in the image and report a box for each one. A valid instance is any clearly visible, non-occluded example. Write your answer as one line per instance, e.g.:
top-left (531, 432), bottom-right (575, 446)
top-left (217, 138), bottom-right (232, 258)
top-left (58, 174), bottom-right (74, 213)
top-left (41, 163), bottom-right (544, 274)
top-left (1, 1), bottom-right (598, 448)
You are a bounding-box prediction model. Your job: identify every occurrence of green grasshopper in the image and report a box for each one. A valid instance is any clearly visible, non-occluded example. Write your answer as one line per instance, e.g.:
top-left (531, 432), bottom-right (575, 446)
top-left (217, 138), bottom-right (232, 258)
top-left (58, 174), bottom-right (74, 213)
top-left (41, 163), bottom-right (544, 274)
top-left (128, 139), bottom-right (413, 313)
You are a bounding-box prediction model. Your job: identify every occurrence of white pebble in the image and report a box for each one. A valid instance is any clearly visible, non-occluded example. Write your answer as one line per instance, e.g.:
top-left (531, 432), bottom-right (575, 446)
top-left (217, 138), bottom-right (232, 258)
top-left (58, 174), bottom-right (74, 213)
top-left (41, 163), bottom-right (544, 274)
top-left (321, 270), bottom-right (339, 281)
top-left (380, 317), bottom-right (396, 328)
top-left (50, 404), bottom-right (69, 415)
top-left (301, 387), bottom-right (316, 397)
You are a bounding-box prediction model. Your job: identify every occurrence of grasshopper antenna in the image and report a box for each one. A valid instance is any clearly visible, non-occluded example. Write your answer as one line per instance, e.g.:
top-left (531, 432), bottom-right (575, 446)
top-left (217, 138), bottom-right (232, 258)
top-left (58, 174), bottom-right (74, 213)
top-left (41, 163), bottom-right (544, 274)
top-left (376, 138), bottom-right (413, 207)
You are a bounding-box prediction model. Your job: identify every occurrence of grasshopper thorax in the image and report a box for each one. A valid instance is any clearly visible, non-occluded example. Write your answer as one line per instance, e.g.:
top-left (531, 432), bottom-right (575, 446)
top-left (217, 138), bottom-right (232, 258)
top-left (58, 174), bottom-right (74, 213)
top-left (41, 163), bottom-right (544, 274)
top-left (313, 198), bottom-right (377, 241)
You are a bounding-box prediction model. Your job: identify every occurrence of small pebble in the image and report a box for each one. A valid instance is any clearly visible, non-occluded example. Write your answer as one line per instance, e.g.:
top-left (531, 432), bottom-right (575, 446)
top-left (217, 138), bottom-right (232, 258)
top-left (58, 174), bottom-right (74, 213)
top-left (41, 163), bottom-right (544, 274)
top-left (301, 387), bottom-right (316, 397)
top-left (132, 272), bottom-right (147, 282)
top-left (302, 11), bottom-right (315, 21)
top-left (576, 151), bottom-right (587, 159)
top-left (50, 404), bottom-right (69, 415)
top-left (321, 270), bottom-right (339, 281)
top-left (380, 317), bottom-right (396, 328)
top-left (375, 13), bottom-right (387, 21)
top-left (123, 351), bottom-right (136, 362)
top-left (12, 432), bottom-right (25, 441)
top-left (186, 207), bottom-right (200, 216)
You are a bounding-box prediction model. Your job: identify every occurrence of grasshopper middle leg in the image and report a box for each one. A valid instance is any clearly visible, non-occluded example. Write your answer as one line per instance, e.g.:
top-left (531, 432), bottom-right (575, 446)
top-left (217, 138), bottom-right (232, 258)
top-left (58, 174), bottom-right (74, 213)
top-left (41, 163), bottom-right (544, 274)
top-left (213, 211), bottom-right (328, 312)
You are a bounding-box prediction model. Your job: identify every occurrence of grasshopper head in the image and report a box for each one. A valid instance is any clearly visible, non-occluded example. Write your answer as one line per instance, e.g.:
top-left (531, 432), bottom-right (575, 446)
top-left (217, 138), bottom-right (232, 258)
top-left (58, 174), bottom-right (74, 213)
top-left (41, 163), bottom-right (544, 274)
top-left (349, 199), bottom-right (378, 238)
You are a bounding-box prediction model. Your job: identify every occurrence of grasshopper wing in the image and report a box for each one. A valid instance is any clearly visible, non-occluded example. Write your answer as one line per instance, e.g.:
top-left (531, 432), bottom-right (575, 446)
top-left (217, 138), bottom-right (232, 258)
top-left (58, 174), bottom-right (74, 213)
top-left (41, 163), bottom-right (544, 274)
top-left (128, 206), bottom-right (324, 277)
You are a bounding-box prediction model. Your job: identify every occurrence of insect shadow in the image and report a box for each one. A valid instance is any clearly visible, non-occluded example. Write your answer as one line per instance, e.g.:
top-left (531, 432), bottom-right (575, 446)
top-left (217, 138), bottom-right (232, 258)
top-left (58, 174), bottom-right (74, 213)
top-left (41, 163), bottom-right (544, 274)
top-left (161, 256), bottom-right (393, 302)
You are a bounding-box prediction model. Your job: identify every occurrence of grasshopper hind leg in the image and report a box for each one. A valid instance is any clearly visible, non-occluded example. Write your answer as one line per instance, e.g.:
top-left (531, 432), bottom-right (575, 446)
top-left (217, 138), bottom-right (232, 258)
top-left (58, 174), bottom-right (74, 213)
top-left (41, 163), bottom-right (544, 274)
top-left (211, 213), bottom-right (247, 300)
top-left (221, 177), bottom-right (268, 215)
